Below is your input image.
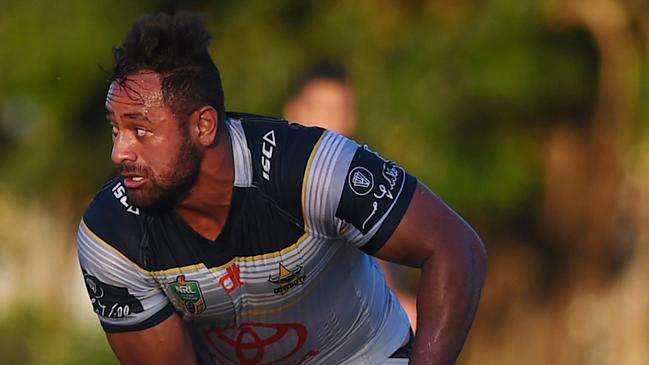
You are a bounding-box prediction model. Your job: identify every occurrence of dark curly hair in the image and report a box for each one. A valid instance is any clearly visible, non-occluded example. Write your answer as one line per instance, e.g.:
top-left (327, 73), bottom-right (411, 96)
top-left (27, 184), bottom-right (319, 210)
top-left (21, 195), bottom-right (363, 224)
top-left (110, 12), bottom-right (226, 124)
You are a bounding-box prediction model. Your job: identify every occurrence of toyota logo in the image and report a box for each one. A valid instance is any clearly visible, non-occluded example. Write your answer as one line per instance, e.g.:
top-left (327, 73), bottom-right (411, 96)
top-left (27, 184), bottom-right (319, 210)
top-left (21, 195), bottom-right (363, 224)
top-left (203, 322), bottom-right (318, 365)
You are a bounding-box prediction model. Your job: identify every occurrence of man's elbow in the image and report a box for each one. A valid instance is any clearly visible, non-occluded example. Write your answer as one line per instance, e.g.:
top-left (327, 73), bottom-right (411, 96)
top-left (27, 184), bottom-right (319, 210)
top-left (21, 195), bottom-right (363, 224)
top-left (465, 229), bottom-right (487, 283)
top-left (440, 226), bottom-right (487, 277)
top-left (471, 230), bottom-right (487, 267)
top-left (422, 226), bottom-right (487, 276)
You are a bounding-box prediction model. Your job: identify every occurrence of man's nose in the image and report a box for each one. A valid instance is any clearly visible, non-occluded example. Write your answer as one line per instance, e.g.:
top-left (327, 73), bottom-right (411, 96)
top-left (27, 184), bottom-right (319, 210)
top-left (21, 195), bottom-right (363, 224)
top-left (111, 133), bottom-right (137, 165)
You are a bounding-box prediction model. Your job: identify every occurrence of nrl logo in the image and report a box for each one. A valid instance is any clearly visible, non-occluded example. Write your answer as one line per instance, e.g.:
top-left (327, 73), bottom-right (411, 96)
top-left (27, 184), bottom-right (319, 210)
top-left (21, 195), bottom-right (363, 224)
top-left (170, 275), bottom-right (206, 314)
top-left (268, 264), bottom-right (306, 296)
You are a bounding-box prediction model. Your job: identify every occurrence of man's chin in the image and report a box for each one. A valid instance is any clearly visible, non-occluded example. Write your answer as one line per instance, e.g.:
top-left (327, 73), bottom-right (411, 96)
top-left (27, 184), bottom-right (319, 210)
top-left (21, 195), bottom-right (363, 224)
top-left (127, 186), bottom-right (185, 213)
top-left (127, 190), bottom-right (164, 211)
top-left (125, 190), bottom-right (149, 207)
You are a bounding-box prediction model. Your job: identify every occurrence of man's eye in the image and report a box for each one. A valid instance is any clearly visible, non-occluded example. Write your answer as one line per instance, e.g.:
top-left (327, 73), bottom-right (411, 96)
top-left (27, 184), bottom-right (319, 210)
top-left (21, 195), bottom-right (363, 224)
top-left (135, 128), bottom-right (148, 137)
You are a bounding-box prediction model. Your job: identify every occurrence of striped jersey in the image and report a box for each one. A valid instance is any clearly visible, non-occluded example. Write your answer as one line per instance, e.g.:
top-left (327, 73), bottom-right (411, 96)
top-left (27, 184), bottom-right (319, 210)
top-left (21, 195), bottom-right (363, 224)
top-left (77, 113), bottom-right (417, 364)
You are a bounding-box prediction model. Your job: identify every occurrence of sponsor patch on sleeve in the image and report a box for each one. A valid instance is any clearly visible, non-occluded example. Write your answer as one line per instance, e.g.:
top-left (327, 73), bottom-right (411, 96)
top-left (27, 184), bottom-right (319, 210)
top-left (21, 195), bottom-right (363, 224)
top-left (83, 270), bottom-right (144, 319)
top-left (336, 145), bottom-right (413, 235)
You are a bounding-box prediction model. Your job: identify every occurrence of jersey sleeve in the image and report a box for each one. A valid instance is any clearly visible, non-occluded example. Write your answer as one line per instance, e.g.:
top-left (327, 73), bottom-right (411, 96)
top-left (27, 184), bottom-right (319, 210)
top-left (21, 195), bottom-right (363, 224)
top-left (77, 179), bottom-right (175, 333)
top-left (303, 131), bottom-right (417, 254)
top-left (77, 220), bottom-right (174, 332)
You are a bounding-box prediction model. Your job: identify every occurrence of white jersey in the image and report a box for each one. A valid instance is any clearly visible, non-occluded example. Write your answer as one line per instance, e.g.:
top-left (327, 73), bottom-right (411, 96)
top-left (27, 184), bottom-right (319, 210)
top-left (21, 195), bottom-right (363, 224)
top-left (77, 113), bottom-right (417, 364)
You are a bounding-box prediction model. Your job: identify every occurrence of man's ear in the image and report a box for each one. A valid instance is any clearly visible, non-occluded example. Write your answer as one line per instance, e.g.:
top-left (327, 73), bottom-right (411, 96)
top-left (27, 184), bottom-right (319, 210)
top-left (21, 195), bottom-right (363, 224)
top-left (193, 106), bottom-right (219, 146)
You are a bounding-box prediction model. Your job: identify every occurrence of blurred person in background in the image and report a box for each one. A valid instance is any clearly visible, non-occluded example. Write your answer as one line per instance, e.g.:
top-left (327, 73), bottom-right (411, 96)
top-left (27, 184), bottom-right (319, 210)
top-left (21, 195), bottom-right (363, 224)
top-left (283, 60), bottom-right (418, 330)
top-left (77, 12), bottom-right (486, 365)
top-left (283, 60), bottom-right (357, 137)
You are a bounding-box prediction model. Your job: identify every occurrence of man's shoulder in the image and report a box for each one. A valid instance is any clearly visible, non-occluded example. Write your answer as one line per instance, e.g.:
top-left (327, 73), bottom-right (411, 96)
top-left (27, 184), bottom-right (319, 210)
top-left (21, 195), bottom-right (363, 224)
top-left (228, 111), bottom-right (324, 198)
top-left (228, 112), bottom-right (324, 141)
top-left (80, 173), bottom-right (145, 263)
top-left (226, 112), bottom-right (328, 225)
top-left (228, 111), bottom-right (326, 172)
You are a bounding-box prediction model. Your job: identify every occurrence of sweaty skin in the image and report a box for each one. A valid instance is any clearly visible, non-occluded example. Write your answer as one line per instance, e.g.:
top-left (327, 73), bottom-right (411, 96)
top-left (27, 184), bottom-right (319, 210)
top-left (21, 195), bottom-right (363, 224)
top-left (376, 183), bottom-right (487, 365)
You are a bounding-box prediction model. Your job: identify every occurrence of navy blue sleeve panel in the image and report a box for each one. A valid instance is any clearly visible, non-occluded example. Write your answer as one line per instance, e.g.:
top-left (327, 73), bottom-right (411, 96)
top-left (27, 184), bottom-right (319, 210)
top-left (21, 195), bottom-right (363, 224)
top-left (234, 113), bottom-right (325, 225)
top-left (82, 268), bottom-right (145, 319)
top-left (336, 146), bottom-right (417, 255)
top-left (101, 303), bottom-right (175, 333)
top-left (82, 174), bottom-right (147, 268)
top-left (83, 266), bottom-right (174, 333)
top-left (358, 175), bottom-right (416, 254)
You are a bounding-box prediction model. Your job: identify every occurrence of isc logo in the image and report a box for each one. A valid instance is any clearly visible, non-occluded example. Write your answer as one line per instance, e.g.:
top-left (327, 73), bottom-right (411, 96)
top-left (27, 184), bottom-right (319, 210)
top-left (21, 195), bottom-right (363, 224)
top-left (261, 130), bottom-right (276, 181)
top-left (112, 182), bottom-right (140, 215)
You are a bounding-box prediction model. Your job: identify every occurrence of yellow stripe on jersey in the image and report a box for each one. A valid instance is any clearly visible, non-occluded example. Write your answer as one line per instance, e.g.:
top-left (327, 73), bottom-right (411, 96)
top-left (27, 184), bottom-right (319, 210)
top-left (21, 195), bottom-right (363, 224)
top-left (81, 219), bottom-right (313, 275)
top-left (300, 131), bottom-right (327, 234)
top-left (80, 220), bottom-right (154, 275)
top-left (237, 233), bottom-right (311, 262)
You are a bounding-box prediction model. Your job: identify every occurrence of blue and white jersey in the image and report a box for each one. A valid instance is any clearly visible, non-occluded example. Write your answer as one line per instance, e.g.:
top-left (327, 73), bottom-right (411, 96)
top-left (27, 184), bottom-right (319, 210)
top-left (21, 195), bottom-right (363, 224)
top-left (77, 113), bottom-right (417, 364)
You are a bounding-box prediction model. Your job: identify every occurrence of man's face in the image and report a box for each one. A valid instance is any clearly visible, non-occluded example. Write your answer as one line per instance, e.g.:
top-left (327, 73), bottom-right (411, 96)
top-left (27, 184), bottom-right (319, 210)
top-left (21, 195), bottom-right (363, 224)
top-left (106, 71), bottom-right (203, 209)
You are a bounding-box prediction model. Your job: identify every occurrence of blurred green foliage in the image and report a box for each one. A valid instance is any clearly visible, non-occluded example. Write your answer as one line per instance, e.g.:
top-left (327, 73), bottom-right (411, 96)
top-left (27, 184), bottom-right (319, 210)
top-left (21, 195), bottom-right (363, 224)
top-left (0, 305), bottom-right (116, 365)
top-left (0, 0), bottom-right (156, 201)
top-left (208, 0), bottom-right (598, 221)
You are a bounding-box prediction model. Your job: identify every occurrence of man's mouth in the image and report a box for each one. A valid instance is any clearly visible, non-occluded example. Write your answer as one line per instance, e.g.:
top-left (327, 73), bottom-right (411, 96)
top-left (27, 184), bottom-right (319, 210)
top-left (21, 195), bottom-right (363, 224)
top-left (123, 175), bottom-right (147, 189)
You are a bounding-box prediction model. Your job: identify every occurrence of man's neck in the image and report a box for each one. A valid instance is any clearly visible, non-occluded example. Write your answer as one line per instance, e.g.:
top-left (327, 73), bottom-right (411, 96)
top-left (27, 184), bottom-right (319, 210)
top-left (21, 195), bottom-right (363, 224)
top-left (175, 123), bottom-right (234, 241)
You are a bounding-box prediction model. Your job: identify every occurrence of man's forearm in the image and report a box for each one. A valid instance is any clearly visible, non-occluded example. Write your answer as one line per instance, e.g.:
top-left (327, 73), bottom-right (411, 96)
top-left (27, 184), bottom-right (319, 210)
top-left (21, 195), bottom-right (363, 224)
top-left (410, 236), bottom-right (487, 365)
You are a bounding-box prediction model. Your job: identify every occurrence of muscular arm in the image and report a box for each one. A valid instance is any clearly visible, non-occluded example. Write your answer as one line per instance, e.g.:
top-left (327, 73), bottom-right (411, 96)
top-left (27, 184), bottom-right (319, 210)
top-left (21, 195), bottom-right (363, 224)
top-left (374, 181), bottom-right (487, 365)
top-left (107, 312), bottom-right (198, 365)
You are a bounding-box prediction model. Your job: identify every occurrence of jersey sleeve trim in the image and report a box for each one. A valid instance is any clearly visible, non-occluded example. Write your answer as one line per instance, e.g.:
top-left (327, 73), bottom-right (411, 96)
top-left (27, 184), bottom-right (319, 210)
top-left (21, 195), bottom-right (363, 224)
top-left (78, 221), bottom-right (174, 333)
top-left (301, 132), bottom-right (328, 234)
top-left (227, 117), bottom-right (254, 187)
top-left (101, 302), bottom-right (176, 333)
top-left (81, 220), bottom-right (150, 274)
top-left (359, 176), bottom-right (417, 255)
